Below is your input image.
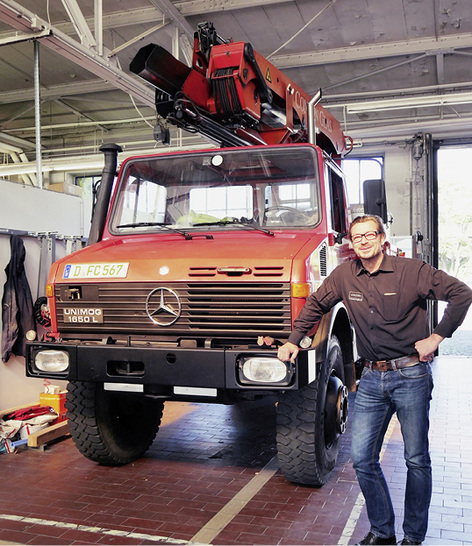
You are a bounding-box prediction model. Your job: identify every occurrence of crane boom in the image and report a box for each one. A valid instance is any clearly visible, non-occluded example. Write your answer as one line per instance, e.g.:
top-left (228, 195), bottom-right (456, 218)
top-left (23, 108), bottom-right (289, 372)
top-left (130, 22), bottom-right (349, 155)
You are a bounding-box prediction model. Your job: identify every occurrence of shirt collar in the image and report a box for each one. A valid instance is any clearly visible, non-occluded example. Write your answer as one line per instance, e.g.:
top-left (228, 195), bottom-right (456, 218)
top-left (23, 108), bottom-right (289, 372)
top-left (356, 252), bottom-right (394, 276)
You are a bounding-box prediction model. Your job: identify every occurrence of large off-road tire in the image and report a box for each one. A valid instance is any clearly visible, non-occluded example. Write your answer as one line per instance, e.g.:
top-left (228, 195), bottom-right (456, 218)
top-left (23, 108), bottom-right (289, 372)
top-left (65, 381), bottom-right (164, 465)
top-left (276, 335), bottom-right (348, 486)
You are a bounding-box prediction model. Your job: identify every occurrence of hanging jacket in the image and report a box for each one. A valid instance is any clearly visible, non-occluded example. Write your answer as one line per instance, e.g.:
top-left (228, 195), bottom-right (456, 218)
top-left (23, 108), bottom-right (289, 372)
top-left (1, 235), bottom-right (35, 362)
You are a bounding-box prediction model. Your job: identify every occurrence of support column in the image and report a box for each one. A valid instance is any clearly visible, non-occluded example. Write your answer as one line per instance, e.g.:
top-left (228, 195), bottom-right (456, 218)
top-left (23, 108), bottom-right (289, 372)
top-left (33, 39), bottom-right (43, 189)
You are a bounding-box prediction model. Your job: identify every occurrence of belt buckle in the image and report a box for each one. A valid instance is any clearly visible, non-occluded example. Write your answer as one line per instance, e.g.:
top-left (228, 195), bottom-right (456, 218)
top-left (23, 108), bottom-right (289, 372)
top-left (377, 360), bottom-right (390, 372)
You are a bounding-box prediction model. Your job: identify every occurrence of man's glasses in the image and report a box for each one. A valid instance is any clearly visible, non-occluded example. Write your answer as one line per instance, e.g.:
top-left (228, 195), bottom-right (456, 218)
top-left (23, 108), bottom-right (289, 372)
top-left (350, 230), bottom-right (381, 244)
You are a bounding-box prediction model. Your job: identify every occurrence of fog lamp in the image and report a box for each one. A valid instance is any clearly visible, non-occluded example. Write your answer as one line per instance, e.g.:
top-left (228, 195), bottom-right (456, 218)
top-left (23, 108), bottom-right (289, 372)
top-left (239, 356), bottom-right (292, 385)
top-left (34, 350), bottom-right (70, 373)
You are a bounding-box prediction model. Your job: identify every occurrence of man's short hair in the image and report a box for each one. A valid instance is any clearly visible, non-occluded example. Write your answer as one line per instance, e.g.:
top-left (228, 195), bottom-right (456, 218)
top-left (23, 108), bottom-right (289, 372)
top-left (349, 215), bottom-right (386, 239)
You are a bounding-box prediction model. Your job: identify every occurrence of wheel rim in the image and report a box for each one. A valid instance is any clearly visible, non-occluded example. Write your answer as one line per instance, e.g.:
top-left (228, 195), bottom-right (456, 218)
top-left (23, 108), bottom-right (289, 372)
top-left (324, 374), bottom-right (349, 447)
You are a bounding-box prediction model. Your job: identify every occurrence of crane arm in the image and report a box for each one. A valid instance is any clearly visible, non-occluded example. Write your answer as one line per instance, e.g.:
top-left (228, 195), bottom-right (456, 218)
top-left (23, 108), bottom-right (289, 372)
top-left (130, 22), bottom-right (349, 155)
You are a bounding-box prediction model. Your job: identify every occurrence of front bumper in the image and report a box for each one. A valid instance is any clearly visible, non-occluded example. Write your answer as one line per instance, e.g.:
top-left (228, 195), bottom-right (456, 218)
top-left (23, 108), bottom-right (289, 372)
top-left (26, 341), bottom-right (312, 394)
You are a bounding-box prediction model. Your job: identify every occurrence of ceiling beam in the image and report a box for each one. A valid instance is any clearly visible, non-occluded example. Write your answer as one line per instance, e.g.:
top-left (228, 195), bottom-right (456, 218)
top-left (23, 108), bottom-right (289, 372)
top-left (0, 0), bottom-right (290, 41)
top-left (0, 130), bottom-right (36, 150)
top-left (60, 0), bottom-right (96, 48)
top-left (271, 32), bottom-right (472, 69)
top-left (341, 91), bottom-right (472, 114)
top-left (436, 52), bottom-right (445, 85)
top-left (0, 79), bottom-right (114, 104)
top-left (149, 0), bottom-right (193, 38)
top-left (0, 27), bottom-right (50, 45)
top-left (0, 7), bottom-right (164, 42)
top-left (0, 0), bottom-right (155, 107)
top-left (148, 0), bottom-right (193, 62)
top-left (53, 6), bottom-right (164, 35)
top-left (347, 115), bottom-right (472, 141)
top-left (108, 20), bottom-right (169, 57)
top-left (56, 98), bottom-right (109, 131)
top-left (174, 0), bottom-right (291, 15)
top-left (324, 80), bottom-right (472, 102)
top-left (0, 141), bottom-right (210, 177)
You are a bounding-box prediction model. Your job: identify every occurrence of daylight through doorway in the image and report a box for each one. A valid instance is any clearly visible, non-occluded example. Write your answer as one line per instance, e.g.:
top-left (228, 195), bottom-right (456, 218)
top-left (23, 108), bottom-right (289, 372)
top-left (437, 146), bottom-right (472, 356)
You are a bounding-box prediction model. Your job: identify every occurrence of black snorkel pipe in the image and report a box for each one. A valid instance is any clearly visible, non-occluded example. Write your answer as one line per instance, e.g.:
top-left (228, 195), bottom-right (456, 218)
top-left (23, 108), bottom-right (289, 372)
top-left (88, 143), bottom-right (122, 245)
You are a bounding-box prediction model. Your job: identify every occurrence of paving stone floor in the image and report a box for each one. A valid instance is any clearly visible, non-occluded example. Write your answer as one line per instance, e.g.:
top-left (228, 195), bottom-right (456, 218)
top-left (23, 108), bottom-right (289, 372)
top-left (0, 355), bottom-right (471, 545)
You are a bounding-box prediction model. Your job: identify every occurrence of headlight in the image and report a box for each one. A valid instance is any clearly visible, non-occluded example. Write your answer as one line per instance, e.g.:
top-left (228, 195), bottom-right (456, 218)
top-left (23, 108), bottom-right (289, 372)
top-left (34, 350), bottom-right (70, 373)
top-left (238, 356), bottom-right (293, 386)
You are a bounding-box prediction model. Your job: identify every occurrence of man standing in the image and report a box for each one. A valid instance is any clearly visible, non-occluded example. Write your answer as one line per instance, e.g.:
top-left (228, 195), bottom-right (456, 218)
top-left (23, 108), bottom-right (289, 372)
top-left (277, 215), bottom-right (472, 545)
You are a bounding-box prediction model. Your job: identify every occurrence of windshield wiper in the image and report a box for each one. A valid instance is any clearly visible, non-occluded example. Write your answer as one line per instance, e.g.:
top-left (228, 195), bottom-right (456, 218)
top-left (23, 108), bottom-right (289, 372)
top-left (116, 222), bottom-right (213, 240)
top-left (193, 219), bottom-right (274, 237)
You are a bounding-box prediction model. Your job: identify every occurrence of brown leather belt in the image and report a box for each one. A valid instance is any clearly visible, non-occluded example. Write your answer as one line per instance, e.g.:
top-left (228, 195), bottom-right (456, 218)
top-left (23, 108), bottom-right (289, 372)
top-left (363, 355), bottom-right (420, 372)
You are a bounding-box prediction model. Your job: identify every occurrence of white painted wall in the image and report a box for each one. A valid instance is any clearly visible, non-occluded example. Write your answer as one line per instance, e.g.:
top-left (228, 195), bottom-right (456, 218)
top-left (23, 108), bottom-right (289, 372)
top-left (0, 179), bottom-right (91, 410)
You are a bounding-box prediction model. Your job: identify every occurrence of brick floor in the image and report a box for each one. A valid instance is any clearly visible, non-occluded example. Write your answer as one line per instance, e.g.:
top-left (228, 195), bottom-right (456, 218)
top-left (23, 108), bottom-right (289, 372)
top-left (0, 355), bottom-right (470, 545)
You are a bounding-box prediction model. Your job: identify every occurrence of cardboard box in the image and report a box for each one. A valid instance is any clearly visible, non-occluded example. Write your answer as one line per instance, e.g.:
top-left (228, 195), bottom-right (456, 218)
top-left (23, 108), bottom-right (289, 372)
top-left (40, 391), bottom-right (67, 423)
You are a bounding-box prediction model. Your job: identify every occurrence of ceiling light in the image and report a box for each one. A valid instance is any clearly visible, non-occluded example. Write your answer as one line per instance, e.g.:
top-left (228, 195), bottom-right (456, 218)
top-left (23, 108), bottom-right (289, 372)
top-left (346, 92), bottom-right (472, 113)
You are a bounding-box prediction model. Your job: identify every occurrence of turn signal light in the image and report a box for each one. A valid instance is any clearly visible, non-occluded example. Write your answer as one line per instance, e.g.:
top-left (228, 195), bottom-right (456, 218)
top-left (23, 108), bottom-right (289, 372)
top-left (291, 282), bottom-right (310, 298)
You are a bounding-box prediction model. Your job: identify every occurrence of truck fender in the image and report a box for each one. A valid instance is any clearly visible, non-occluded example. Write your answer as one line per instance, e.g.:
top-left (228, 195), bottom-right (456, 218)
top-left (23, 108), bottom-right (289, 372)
top-left (310, 302), bottom-right (356, 390)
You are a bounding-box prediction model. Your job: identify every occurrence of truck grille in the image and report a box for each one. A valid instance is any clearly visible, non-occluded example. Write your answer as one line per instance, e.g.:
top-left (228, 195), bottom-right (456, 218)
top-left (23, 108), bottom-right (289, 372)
top-left (55, 282), bottom-right (292, 336)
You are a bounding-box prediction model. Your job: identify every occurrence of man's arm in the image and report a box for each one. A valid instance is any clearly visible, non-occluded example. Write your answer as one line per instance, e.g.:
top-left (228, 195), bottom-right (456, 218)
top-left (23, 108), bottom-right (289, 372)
top-left (420, 264), bottom-right (472, 339)
top-left (276, 269), bottom-right (344, 362)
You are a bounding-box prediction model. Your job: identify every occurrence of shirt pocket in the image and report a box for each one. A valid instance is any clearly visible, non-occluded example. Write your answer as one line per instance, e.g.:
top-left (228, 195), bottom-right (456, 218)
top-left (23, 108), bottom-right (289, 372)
top-left (378, 290), bottom-right (405, 323)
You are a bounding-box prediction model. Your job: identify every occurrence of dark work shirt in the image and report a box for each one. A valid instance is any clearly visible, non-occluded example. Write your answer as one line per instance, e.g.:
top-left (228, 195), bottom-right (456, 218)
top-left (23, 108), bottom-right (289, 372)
top-left (288, 254), bottom-right (472, 361)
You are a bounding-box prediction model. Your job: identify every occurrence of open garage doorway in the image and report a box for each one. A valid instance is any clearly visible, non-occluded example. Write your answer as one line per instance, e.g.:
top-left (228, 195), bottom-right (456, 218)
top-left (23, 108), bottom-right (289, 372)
top-left (438, 146), bottom-right (472, 356)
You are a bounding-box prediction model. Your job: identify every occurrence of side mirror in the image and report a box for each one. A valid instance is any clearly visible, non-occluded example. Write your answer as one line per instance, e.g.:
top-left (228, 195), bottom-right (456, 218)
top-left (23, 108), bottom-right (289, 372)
top-left (363, 179), bottom-right (387, 223)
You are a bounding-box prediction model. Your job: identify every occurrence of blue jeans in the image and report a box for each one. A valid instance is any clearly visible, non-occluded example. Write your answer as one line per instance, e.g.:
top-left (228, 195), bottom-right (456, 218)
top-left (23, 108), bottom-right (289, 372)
top-left (351, 362), bottom-right (434, 542)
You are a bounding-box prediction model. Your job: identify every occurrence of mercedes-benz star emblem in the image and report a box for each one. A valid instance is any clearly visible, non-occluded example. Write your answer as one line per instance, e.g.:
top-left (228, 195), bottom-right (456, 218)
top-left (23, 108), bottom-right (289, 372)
top-left (145, 287), bottom-right (182, 326)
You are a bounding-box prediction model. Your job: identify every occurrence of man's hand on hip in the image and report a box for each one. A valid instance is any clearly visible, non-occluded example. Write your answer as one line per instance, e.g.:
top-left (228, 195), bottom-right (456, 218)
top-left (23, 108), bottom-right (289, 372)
top-left (415, 333), bottom-right (444, 361)
top-left (277, 342), bottom-right (299, 363)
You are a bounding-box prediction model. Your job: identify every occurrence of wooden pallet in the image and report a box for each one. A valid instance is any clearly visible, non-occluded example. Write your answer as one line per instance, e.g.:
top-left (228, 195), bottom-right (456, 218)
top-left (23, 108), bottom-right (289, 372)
top-left (27, 420), bottom-right (69, 448)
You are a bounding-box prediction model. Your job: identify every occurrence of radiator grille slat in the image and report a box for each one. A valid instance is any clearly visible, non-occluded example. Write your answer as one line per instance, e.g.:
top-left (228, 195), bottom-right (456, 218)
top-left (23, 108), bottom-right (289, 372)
top-left (55, 282), bottom-right (292, 335)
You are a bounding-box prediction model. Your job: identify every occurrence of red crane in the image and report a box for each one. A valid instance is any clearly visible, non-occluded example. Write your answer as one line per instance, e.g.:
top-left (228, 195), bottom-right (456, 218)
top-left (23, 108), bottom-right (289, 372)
top-left (130, 22), bottom-right (351, 155)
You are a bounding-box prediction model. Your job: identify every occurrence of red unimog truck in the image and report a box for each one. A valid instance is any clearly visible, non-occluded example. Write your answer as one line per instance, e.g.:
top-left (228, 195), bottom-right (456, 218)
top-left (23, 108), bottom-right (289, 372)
top-left (26, 23), bottom-right (387, 486)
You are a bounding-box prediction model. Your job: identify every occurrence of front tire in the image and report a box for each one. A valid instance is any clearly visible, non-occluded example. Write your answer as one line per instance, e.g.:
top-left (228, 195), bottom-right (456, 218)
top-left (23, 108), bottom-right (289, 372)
top-left (66, 381), bottom-right (164, 465)
top-left (276, 335), bottom-right (348, 486)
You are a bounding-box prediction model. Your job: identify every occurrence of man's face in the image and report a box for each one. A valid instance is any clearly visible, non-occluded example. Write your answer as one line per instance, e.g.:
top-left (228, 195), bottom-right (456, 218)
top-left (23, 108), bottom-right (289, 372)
top-left (350, 220), bottom-right (385, 261)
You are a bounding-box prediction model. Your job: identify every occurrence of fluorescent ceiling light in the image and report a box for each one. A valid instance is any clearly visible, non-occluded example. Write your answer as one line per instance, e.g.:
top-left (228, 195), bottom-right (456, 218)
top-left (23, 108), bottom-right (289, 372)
top-left (0, 157), bottom-right (104, 176)
top-left (346, 92), bottom-right (472, 113)
top-left (0, 144), bottom-right (214, 177)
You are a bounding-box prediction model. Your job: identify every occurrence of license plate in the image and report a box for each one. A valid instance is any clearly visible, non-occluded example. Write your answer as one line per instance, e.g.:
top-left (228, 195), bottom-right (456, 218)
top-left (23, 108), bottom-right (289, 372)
top-left (63, 308), bottom-right (104, 323)
top-left (63, 263), bottom-right (129, 279)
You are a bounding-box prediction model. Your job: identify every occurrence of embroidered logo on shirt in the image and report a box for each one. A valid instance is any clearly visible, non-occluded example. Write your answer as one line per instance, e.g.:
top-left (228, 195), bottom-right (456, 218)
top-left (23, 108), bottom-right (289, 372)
top-left (349, 291), bottom-right (363, 302)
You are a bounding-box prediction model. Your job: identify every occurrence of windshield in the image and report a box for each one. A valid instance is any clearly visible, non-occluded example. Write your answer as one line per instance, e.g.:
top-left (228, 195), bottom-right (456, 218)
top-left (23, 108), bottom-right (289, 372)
top-left (109, 146), bottom-right (321, 234)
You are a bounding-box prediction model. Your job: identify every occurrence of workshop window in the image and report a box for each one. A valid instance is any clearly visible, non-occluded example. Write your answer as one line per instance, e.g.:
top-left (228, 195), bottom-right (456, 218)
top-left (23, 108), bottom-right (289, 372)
top-left (342, 157), bottom-right (383, 206)
top-left (75, 175), bottom-right (102, 200)
top-left (190, 185), bottom-right (253, 219)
